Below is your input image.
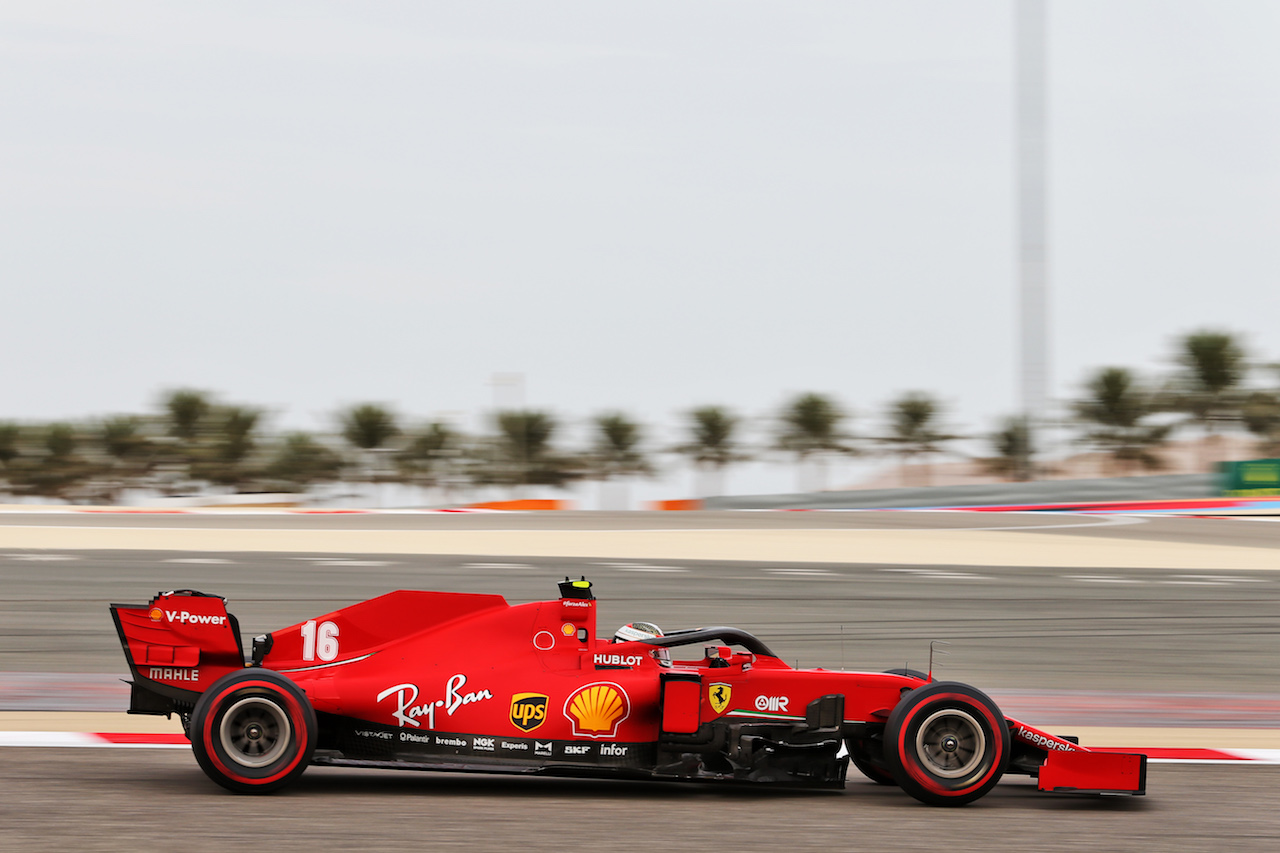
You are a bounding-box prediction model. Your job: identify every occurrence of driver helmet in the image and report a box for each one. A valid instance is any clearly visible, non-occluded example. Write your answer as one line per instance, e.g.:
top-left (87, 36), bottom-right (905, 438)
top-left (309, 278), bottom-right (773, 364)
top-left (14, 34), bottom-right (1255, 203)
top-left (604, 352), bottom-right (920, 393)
top-left (613, 621), bottom-right (669, 665)
top-left (614, 621), bottom-right (663, 643)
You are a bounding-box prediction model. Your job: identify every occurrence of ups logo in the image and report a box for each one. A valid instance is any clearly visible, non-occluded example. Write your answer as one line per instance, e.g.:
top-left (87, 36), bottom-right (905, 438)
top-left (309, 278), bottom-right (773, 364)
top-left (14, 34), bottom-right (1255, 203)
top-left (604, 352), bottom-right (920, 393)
top-left (510, 693), bottom-right (549, 732)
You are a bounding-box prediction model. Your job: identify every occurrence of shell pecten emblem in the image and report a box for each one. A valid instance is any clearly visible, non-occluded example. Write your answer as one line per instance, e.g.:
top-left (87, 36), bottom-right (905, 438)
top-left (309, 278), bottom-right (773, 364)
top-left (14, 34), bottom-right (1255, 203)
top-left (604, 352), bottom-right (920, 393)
top-left (563, 682), bottom-right (630, 738)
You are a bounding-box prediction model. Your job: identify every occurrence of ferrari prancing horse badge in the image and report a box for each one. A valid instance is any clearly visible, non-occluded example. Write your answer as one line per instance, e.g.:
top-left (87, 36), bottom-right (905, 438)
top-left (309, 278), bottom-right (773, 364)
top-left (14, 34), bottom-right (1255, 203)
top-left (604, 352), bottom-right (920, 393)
top-left (709, 683), bottom-right (731, 715)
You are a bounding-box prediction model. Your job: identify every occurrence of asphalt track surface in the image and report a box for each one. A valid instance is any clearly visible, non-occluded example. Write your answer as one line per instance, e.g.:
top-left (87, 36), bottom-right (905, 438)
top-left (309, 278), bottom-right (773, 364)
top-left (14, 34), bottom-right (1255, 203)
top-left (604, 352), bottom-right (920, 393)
top-left (3, 510), bottom-right (1280, 848)
top-left (5, 546), bottom-right (1280, 694)
top-left (1, 749), bottom-right (1276, 853)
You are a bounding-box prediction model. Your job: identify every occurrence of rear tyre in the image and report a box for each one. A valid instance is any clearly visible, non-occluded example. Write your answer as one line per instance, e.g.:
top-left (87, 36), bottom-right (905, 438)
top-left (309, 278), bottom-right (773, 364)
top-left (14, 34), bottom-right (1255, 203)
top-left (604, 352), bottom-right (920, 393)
top-left (884, 681), bottom-right (1008, 806)
top-left (190, 669), bottom-right (317, 794)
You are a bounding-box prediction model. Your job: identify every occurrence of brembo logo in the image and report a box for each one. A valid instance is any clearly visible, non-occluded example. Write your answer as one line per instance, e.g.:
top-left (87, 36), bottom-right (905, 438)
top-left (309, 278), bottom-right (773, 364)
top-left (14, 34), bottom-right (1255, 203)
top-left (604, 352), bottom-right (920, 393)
top-left (162, 610), bottom-right (226, 626)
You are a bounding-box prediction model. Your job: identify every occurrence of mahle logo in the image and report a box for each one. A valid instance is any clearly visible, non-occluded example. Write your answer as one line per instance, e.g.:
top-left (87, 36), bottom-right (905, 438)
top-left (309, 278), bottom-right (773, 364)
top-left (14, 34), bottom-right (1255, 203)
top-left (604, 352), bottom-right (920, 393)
top-left (510, 693), bottom-right (549, 732)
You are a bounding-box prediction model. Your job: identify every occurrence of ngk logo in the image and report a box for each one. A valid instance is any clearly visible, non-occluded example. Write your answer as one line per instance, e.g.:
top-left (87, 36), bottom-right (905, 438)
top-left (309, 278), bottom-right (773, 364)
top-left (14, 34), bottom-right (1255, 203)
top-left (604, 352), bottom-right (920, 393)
top-left (163, 610), bottom-right (226, 626)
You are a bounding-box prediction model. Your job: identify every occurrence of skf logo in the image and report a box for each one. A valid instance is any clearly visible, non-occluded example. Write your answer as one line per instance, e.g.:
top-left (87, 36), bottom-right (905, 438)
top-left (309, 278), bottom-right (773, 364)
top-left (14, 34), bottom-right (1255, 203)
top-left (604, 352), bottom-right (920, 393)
top-left (510, 693), bottom-right (549, 732)
top-left (708, 683), bottom-right (732, 715)
top-left (564, 682), bottom-right (630, 738)
top-left (148, 608), bottom-right (163, 623)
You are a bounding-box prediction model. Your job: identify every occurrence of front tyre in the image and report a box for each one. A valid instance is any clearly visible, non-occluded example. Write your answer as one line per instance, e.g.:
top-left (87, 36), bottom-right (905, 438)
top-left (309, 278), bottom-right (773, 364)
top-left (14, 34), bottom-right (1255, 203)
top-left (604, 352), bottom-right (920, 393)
top-left (190, 669), bottom-right (317, 794)
top-left (847, 734), bottom-right (896, 785)
top-left (884, 681), bottom-right (1008, 806)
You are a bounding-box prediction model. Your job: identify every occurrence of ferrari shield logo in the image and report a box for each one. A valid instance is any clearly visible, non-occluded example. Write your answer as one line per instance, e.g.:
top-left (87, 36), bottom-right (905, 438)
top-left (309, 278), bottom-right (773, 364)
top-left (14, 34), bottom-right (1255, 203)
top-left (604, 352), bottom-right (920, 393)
top-left (708, 683), bottom-right (732, 715)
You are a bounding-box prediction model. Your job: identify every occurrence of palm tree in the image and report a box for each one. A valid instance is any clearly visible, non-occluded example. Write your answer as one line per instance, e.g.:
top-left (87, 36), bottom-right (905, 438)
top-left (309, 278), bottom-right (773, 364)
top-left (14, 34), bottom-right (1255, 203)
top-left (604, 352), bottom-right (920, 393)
top-left (18, 423), bottom-right (95, 503)
top-left (1074, 367), bottom-right (1172, 474)
top-left (0, 423), bottom-right (19, 495)
top-left (588, 412), bottom-right (654, 509)
top-left (341, 404), bottom-right (400, 454)
top-left (673, 406), bottom-right (749, 497)
top-left (486, 410), bottom-right (580, 492)
top-left (397, 421), bottom-right (466, 501)
top-left (267, 433), bottom-right (344, 493)
top-left (164, 389), bottom-right (210, 442)
top-left (1243, 391), bottom-right (1280, 457)
top-left (1169, 330), bottom-right (1247, 469)
top-left (878, 392), bottom-right (959, 486)
top-left (981, 416), bottom-right (1035, 481)
top-left (159, 389), bottom-right (213, 493)
top-left (340, 404), bottom-right (401, 499)
top-left (98, 416), bottom-right (155, 502)
top-left (774, 393), bottom-right (855, 491)
top-left (204, 406), bottom-right (263, 489)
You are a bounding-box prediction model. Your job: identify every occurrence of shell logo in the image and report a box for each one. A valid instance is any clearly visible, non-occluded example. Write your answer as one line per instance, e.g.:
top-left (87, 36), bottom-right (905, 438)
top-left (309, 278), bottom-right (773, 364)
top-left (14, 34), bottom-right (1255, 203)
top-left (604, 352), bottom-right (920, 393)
top-left (149, 608), bottom-right (163, 622)
top-left (563, 682), bottom-right (630, 738)
top-left (560, 623), bottom-right (575, 637)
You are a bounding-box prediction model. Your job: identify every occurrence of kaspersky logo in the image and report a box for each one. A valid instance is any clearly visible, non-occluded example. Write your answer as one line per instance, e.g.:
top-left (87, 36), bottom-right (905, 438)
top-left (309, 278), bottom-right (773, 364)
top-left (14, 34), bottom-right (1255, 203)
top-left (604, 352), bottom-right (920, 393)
top-left (510, 693), bottom-right (549, 732)
top-left (564, 682), bottom-right (629, 738)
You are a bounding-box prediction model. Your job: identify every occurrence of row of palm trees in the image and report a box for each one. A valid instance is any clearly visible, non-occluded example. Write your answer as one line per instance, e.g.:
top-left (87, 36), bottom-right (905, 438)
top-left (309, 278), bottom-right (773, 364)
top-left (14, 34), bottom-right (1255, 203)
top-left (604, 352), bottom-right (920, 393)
top-left (0, 330), bottom-right (1277, 504)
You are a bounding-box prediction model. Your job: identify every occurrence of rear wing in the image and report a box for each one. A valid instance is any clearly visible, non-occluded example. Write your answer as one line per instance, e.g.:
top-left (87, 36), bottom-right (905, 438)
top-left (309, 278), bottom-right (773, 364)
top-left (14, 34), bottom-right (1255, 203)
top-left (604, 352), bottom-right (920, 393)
top-left (109, 590), bottom-right (246, 716)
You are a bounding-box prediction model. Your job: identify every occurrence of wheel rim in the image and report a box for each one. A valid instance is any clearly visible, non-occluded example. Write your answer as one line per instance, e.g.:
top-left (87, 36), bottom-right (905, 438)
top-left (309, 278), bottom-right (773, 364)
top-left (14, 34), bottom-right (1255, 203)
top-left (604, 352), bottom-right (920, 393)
top-left (914, 707), bottom-right (986, 779)
top-left (218, 696), bottom-right (291, 769)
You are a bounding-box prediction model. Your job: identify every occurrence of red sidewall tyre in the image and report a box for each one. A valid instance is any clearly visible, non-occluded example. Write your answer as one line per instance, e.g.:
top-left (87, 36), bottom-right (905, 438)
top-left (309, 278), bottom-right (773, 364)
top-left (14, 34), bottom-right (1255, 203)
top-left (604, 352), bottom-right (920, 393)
top-left (190, 669), bottom-right (317, 794)
top-left (847, 736), bottom-right (897, 786)
top-left (884, 681), bottom-right (1008, 806)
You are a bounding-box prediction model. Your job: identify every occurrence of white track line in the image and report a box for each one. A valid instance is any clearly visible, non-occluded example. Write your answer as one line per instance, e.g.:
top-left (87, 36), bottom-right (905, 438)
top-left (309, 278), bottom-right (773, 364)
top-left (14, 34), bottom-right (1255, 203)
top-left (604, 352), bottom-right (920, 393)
top-left (0, 514), bottom-right (1151, 536)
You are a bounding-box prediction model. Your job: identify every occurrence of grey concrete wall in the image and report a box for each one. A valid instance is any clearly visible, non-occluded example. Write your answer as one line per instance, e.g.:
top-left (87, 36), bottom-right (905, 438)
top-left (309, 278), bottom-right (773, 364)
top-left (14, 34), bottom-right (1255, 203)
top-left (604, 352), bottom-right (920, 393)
top-left (704, 473), bottom-right (1218, 510)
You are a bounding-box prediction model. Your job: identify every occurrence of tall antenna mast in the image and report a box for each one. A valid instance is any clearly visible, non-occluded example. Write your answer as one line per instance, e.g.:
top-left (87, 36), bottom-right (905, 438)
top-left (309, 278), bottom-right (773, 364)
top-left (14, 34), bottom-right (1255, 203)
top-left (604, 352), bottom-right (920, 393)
top-left (1016, 0), bottom-right (1049, 480)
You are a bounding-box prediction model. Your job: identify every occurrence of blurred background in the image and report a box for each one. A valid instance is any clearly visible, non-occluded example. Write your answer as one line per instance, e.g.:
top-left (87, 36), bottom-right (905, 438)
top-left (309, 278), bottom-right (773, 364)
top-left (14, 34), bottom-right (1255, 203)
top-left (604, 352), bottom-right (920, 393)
top-left (1, 1), bottom-right (1278, 508)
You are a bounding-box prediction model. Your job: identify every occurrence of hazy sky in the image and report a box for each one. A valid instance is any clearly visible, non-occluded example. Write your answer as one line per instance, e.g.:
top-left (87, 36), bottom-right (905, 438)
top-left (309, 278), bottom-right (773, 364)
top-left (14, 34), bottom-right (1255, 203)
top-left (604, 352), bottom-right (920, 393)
top-left (3, 2), bottom-right (1278, 498)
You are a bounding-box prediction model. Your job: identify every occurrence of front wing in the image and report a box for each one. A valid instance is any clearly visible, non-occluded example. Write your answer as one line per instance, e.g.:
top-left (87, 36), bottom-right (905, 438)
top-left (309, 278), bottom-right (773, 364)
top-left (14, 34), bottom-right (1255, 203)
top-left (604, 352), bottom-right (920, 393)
top-left (1009, 719), bottom-right (1146, 796)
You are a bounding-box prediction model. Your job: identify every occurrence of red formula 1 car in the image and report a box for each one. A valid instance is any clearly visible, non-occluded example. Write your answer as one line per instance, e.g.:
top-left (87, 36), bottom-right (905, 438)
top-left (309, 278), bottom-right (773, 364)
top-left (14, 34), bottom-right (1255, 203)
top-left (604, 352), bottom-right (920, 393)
top-left (109, 578), bottom-right (1146, 806)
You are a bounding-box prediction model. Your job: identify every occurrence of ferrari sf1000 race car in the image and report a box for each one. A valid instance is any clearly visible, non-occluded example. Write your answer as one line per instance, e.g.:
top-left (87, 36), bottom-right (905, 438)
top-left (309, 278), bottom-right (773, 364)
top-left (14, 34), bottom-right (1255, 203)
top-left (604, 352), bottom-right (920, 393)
top-left (110, 578), bottom-right (1146, 806)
